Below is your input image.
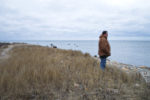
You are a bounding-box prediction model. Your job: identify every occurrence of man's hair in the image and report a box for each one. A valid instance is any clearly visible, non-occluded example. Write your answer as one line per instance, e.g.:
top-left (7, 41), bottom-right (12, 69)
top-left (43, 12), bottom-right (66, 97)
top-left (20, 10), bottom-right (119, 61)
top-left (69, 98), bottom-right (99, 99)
top-left (102, 31), bottom-right (108, 35)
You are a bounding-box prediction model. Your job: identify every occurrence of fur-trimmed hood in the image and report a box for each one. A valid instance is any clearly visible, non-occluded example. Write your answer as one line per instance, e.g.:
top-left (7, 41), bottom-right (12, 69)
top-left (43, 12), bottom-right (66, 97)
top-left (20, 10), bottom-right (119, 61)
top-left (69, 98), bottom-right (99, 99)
top-left (99, 34), bottom-right (107, 39)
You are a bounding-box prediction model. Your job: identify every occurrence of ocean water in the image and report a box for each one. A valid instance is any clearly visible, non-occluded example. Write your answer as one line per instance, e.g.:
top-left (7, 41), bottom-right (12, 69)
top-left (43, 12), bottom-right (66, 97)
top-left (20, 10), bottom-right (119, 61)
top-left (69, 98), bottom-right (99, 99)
top-left (1, 40), bottom-right (150, 67)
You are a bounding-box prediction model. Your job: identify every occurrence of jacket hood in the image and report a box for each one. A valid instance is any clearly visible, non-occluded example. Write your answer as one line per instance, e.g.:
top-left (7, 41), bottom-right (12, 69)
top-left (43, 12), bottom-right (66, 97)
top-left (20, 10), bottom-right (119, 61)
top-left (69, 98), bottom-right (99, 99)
top-left (99, 34), bottom-right (107, 39)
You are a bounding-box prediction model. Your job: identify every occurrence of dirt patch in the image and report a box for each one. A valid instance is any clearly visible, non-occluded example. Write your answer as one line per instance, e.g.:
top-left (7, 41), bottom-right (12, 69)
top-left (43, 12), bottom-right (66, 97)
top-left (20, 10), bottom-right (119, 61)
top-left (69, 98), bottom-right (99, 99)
top-left (0, 45), bottom-right (14, 60)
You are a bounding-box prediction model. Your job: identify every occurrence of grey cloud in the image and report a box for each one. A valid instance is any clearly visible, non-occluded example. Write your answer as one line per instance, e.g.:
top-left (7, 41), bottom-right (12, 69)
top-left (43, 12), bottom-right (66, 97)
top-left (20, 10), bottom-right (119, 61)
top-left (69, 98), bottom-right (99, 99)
top-left (0, 0), bottom-right (150, 40)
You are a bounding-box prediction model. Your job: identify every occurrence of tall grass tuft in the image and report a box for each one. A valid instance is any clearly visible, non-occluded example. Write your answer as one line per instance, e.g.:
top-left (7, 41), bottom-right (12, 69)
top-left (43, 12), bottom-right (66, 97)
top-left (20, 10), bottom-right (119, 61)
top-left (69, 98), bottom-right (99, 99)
top-left (0, 45), bottom-right (148, 100)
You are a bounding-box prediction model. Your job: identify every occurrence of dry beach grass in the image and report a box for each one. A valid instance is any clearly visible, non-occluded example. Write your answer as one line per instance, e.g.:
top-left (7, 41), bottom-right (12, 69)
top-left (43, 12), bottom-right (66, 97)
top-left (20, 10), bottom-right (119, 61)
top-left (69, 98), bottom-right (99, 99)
top-left (0, 44), bottom-right (149, 100)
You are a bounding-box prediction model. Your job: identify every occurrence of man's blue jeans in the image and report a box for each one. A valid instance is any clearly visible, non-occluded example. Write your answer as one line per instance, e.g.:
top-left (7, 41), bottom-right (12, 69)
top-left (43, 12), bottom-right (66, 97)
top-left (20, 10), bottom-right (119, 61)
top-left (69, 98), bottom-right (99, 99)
top-left (100, 56), bottom-right (107, 70)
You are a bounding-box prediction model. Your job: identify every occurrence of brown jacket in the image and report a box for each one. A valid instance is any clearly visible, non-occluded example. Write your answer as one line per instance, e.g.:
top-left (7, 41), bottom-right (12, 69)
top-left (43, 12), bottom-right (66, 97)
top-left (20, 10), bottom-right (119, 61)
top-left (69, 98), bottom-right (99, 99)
top-left (98, 35), bottom-right (111, 57)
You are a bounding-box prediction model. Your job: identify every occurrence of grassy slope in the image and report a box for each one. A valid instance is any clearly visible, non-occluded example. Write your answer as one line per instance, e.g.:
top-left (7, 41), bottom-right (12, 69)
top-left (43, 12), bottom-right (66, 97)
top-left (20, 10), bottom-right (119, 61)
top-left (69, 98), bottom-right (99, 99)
top-left (0, 45), bottom-right (149, 100)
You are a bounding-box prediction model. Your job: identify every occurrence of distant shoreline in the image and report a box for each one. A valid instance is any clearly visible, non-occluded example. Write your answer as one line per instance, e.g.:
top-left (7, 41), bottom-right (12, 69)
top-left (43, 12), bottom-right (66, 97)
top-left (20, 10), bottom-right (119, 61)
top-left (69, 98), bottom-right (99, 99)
top-left (0, 41), bottom-right (149, 67)
top-left (1, 39), bottom-right (150, 42)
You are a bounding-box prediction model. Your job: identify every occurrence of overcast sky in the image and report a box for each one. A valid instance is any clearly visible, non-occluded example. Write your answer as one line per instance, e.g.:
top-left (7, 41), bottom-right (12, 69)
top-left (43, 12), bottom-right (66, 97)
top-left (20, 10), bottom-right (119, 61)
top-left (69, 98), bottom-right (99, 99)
top-left (0, 0), bottom-right (150, 40)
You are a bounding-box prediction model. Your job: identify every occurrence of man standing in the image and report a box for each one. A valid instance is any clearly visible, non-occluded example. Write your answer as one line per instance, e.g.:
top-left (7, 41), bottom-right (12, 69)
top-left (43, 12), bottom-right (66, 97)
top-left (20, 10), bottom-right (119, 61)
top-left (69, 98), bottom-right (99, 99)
top-left (98, 31), bottom-right (111, 70)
